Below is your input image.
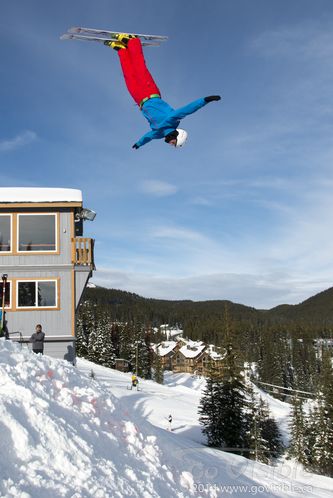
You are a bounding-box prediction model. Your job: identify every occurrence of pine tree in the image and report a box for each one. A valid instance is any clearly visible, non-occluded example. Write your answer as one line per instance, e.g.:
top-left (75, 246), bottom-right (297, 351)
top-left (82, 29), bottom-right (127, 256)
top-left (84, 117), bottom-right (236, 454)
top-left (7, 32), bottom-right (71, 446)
top-left (87, 327), bottom-right (100, 364)
top-left (153, 349), bottom-right (164, 384)
top-left (288, 396), bottom-right (308, 466)
top-left (198, 360), bottom-right (224, 447)
top-left (257, 397), bottom-right (283, 461)
top-left (99, 313), bottom-right (116, 368)
top-left (246, 392), bottom-right (271, 463)
top-left (199, 344), bottom-right (249, 454)
top-left (311, 395), bottom-right (333, 476)
top-left (310, 350), bottom-right (333, 476)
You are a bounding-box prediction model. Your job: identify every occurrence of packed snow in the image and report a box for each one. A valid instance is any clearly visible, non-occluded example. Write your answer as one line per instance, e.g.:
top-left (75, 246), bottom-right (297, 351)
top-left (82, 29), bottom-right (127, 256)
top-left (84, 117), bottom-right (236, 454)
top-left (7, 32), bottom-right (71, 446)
top-left (0, 187), bottom-right (82, 203)
top-left (0, 338), bottom-right (332, 497)
top-left (178, 341), bottom-right (206, 359)
top-left (153, 341), bottom-right (177, 357)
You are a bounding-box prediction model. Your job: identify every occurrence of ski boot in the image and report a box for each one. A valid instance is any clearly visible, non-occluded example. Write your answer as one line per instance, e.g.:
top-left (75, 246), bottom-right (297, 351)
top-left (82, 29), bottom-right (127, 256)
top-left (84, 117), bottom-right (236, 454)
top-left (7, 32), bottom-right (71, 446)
top-left (104, 40), bottom-right (126, 51)
top-left (115, 33), bottom-right (138, 46)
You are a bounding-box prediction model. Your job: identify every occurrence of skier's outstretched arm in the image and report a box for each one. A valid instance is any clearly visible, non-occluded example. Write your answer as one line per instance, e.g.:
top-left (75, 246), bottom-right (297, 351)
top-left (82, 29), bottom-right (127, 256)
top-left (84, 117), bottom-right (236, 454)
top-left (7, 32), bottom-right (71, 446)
top-left (133, 130), bottom-right (157, 149)
top-left (172, 95), bottom-right (221, 120)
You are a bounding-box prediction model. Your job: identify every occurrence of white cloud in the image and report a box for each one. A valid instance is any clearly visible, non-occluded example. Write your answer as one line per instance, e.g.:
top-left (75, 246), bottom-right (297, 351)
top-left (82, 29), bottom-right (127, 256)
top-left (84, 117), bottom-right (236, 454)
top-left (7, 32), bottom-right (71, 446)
top-left (92, 267), bottom-right (331, 309)
top-left (151, 225), bottom-right (208, 242)
top-left (0, 131), bottom-right (37, 152)
top-left (140, 180), bottom-right (178, 197)
top-left (251, 21), bottom-right (333, 60)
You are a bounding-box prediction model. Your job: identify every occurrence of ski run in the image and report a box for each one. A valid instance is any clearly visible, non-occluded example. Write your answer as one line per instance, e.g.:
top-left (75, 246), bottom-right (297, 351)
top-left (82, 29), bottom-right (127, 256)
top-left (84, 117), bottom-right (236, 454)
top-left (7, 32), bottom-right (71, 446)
top-left (0, 339), bottom-right (332, 498)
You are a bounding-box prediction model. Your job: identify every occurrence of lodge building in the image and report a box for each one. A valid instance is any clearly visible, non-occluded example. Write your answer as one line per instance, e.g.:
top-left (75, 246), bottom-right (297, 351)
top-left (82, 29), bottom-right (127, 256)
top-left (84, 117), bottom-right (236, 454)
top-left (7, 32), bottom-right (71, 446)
top-left (0, 188), bottom-right (95, 363)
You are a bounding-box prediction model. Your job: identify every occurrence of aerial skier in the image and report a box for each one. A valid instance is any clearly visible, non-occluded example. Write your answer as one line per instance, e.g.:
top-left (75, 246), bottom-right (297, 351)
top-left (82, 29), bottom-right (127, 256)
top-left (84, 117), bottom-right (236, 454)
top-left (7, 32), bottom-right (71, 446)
top-left (104, 34), bottom-right (221, 149)
top-left (61, 28), bottom-right (221, 148)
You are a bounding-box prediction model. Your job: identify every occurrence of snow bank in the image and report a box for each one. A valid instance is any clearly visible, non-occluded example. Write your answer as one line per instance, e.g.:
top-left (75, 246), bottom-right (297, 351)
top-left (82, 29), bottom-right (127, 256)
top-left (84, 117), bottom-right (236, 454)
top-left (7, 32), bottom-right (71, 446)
top-left (1, 340), bottom-right (332, 498)
top-left (0, 340), bottom-right (200, 497)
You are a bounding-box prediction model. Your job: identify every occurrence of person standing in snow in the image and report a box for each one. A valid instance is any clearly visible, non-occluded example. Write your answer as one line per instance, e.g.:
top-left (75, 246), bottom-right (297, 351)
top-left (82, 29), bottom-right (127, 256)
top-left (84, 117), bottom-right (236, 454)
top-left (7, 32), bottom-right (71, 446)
top-left (30, 324), bottom-right (45, 355)
top-left (168, 414), bottom-right (172, 431)
top-left (131, 373), bottom-right (139, 389)
top-left (105, 34), bottom-right (221, 148)
top-left (0, 312), bottom-right (9, 340)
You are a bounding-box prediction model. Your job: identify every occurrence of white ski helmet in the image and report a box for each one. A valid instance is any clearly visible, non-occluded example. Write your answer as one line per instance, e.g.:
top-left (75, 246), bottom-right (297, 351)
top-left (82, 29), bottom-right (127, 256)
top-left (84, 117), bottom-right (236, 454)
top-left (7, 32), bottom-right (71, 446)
top-left (175, 128), bottom-right (188, 147)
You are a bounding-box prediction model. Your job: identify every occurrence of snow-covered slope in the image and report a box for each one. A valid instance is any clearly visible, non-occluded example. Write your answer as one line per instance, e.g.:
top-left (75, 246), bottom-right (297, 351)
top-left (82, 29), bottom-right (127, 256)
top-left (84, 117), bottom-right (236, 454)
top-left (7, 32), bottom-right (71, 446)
top-left (1, 339), bottom-right (332, 498)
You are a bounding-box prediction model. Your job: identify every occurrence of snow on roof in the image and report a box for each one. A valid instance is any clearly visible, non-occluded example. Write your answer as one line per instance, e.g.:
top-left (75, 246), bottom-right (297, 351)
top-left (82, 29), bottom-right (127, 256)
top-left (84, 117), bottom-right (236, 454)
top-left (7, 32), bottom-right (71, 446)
top-left (155, 341), bottom-right (177, 357)
top-left (209, 350), bottom-right (225, 361)
top-left (179, 341), bottom-right (206, 359)
top-left (0, 187), bottom-right (82, 203)
top-left (206, 344), bottom-right (226, 361)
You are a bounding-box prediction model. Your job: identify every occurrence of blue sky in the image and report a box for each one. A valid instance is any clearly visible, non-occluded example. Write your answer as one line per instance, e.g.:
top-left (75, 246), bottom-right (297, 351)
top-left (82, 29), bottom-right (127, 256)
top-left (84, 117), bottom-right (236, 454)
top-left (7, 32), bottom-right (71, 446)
top-left (1, 0), bottom-right (333, 308)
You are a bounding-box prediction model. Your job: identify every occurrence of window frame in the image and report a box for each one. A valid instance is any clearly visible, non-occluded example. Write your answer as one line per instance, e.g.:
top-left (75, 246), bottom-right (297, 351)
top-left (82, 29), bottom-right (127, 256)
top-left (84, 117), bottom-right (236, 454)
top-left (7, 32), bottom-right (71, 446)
top-left (16, 212), bottom-right (59, 254)
top-left (16, 278), bottom-right (60, 310)
top-left (0, 214), bottom-right (13, 254)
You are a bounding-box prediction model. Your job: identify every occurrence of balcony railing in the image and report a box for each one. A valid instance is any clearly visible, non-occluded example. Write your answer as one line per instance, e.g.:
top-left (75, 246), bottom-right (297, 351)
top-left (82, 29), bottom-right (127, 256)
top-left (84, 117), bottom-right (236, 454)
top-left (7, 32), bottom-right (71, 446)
top-left (72, 238), bottom-right (95, 269)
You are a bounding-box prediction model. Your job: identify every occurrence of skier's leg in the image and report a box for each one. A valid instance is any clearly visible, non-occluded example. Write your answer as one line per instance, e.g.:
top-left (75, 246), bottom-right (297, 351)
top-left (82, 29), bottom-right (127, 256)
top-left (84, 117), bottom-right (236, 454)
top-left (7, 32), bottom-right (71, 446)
top-left (127, 38), bottom-right (161, 105)
top-left (118, 48), bottom-right (143, 105)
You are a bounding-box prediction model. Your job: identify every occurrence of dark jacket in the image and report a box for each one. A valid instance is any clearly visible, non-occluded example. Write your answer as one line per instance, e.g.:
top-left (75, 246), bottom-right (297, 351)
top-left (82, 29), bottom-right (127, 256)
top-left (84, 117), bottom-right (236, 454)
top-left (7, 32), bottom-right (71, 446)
top-left (30, 331), bottom-right (45, 350)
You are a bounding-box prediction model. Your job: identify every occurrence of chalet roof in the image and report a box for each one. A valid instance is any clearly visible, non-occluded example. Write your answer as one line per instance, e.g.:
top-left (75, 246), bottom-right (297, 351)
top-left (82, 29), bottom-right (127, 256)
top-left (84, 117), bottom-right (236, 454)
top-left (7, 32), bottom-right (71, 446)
top-left (178, 340), bottom-right (206, 359)
top-left (206, 344), bottom-right (226, 361)
top-left (0, 187), bottom-right (82, 203)
top-left (154, 341), bottom-right (177, 357)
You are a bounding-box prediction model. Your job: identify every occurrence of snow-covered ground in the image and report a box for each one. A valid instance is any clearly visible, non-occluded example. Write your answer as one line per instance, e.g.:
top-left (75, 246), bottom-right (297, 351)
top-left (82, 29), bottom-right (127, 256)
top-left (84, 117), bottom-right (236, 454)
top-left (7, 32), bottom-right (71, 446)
top-left (0, 339), bottom-right (332, 498)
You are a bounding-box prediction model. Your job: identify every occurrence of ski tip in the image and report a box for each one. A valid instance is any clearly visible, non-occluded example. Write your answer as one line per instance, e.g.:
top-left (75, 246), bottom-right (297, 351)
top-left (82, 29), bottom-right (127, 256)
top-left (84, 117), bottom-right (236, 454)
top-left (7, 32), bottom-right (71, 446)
top-left (60, 34), bottom-right (73, 40)
top-left (68, 27), bottom-right (81, 34)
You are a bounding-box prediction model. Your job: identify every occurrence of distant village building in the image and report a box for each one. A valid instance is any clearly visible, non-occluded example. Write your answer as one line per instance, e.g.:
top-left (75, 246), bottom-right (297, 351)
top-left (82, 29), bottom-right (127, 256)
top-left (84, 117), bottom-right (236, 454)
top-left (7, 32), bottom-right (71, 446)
top-left (159, 324), bottom-right (183, 340)
top-left (0, 188), bottom-right (95, 363)
top-left (153, 338), bottom-right (225, 376)
top-left (313, 338), bottom-right (333, 349)
top-left (114, 358), bottom-right (130, 372)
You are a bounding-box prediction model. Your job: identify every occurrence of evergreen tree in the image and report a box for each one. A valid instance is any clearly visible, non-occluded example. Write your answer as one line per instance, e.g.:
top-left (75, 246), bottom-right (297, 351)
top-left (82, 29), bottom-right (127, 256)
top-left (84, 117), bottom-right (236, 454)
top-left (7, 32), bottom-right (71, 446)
top-left (310, 350), bottom-right (333, 476)
top-left (153, 349), bottom-right (164, 384)
top-left (198, 360), bottom-right (224, 447)
top-left (119, 322), bottom-right (134, 362)
top-left (311, 395), bottom-right (333, 476)
top-left (246, 390), bottom-right (270, 463)
top-left (199, 345), bottom-right (249, 454)
top-left (99, 313), bottom-right (117, 368)
top-left (288, 396), bottom-right (308, 466)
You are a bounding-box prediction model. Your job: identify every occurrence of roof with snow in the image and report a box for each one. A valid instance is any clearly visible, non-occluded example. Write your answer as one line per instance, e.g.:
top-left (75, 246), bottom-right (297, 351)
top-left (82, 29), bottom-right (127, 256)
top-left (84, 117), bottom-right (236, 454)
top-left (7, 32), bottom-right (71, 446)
top-left (178, 340), bottom-right (206, 359)
top-left (0, 187), bottom-right (82, 203)
top-left (155, 341), bottom-right (178, 357)
top-left (206, 344), bottom-right (226, 361)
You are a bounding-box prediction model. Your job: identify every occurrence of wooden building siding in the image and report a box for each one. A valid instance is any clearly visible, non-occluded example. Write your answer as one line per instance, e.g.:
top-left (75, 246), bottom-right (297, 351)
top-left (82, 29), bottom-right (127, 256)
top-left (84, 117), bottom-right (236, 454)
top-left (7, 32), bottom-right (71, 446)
top-left (0, 201), bottom-right (94, 363)
top-left (4, 269), bottom-right (72, 338)
top-left (0, 209), bottom-right (73, 266)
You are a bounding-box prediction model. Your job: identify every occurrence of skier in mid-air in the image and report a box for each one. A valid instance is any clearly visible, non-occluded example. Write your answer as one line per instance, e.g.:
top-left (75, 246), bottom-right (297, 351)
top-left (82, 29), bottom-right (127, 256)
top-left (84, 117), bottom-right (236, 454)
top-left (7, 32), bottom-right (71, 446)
top-left (105, 34), bottom-right (221, 149)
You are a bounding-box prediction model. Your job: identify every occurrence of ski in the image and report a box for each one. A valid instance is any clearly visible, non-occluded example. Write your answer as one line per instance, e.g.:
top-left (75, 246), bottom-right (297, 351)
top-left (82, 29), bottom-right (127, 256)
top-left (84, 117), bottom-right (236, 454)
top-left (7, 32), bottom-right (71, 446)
top-left (67, 26), bottom-right (168, 42)
top-left (60, 33), bottom-right (161, 47)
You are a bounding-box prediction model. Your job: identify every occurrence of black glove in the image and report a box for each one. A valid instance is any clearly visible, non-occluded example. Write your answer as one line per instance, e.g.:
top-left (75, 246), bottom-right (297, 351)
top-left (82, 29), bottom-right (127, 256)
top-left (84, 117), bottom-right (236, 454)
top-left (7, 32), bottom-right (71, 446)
top-left (204, 95), bottom-right (221, 103)
top-left (132, 143), bottom-right (139, 149)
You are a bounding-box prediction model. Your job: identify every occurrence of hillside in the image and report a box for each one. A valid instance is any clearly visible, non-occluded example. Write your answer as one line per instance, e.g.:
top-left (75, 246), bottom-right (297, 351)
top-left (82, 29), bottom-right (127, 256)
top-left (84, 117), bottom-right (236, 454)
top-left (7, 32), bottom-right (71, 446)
top-left (268, 287), bottom-right (333, 323)
top-left (1, 338), bottom-right (332, 497)
top-left (83, 285), bottom-right (333, 327)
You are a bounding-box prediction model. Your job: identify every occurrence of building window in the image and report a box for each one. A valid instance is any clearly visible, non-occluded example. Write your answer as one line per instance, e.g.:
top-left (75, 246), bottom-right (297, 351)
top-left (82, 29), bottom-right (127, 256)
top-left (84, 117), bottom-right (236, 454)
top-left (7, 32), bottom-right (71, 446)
top-left (18, 214), bottom-right (57, 252)
top-left (0, 281), bottom-right (11, 308)
top-left (0, 215), bottom-right (11, 252)
top-left (17, 280), bottom-right (57, 308)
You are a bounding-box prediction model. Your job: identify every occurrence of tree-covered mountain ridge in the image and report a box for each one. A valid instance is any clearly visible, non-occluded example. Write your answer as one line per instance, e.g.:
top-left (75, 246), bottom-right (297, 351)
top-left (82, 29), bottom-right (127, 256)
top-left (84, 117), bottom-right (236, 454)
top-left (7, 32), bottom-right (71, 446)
top-left (82, 285), bottom-right (333, 327)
